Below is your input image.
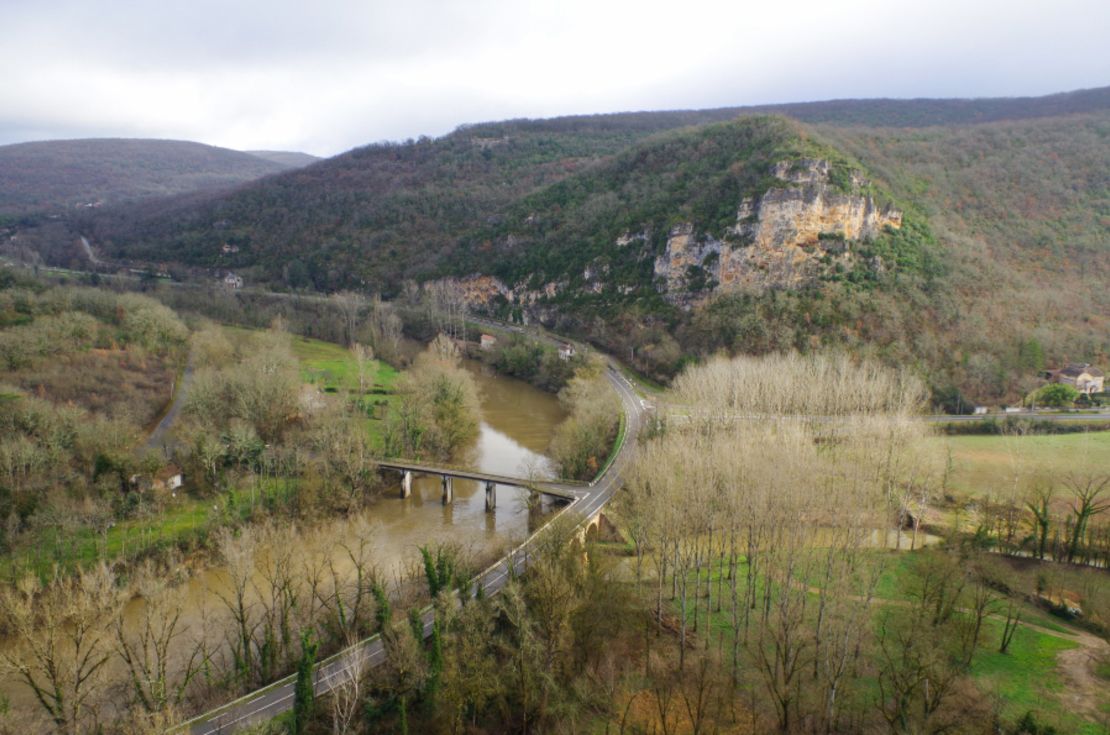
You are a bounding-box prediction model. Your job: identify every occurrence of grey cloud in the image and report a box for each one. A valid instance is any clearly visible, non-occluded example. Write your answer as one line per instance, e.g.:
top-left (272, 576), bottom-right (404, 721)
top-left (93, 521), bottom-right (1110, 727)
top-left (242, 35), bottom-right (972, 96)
top-left (1, 0), bottom-right (1107, 156)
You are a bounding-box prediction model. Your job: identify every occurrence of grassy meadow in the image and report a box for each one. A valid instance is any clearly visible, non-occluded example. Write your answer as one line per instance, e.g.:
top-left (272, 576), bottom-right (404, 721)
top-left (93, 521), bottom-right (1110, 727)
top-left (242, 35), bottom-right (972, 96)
top-left (287, 333), bottom-right (400, 448)
top-left (933, 431), bottom-right (1110, 499)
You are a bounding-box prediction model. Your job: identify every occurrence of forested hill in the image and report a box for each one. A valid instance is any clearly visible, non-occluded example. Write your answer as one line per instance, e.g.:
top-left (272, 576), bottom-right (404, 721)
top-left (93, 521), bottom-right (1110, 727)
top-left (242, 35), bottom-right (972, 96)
top-left (458, 84), bottom-right (1110, 136)
top-left (0, 138), bottom-right (310, 215)
top-left (67, 89), bottom-right (1110, 401)
top-left (83, 86), bottom-right (1110, 289)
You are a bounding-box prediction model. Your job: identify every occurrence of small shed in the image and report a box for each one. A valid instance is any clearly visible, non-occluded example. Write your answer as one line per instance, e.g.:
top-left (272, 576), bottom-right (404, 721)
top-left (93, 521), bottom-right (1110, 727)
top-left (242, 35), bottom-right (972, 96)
top-left (480, 334), bottom-right (497, 351)
top-left (153, 465), bottom-right (184, 492)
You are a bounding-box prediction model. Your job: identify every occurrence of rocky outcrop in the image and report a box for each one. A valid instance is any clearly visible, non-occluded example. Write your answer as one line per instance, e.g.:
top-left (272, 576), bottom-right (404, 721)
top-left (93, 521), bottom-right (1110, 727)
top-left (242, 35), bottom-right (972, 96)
top-left (432, 275), bottom-right (511, 306)
top-left (427, 274), bottom-right (562, 309)
top-left (653, 224), bottom-right (720, 293)
top-left (654, 159), bottom-right (902, 300)
top-left (440, 159), bottom-right (902, 316)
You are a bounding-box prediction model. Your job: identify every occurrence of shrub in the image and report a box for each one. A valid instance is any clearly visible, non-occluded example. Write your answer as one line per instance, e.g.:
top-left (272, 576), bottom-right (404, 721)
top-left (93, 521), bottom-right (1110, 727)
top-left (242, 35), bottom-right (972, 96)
top-left (1025, 383), bottom-right (1080, 408)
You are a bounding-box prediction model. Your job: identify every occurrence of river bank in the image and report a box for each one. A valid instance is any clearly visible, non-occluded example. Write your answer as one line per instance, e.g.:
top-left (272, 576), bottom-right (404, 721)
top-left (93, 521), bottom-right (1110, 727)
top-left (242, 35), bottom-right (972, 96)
top-left (0, 334), bottom-right (569, 725)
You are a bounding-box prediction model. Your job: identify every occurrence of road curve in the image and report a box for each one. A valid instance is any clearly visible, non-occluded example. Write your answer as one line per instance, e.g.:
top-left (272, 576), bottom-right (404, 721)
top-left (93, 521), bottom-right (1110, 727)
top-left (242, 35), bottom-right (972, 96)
top-left (145, 353), bottom-right (194, 453)
top-left (182, 363), bottom-right (645, 734)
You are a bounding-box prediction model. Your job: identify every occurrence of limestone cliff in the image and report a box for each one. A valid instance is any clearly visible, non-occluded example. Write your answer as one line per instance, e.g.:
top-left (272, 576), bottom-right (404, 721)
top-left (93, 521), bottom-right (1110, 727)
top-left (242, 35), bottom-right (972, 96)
top-left (654, 159), bottom-right (902, 300)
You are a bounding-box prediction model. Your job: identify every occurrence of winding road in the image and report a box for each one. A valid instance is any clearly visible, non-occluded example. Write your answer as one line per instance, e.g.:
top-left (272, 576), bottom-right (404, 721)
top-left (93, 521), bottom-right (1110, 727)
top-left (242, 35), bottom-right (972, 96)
top-left (182, 362), bottom-right (646, 734)
top-left (145, 354), bottom-right (194, 453)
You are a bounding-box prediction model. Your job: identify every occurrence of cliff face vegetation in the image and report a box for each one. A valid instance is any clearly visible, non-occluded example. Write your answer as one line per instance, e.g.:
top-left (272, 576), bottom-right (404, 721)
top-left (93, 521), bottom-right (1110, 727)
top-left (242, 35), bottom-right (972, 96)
top-left (653, 158), bottom-right (903, 298)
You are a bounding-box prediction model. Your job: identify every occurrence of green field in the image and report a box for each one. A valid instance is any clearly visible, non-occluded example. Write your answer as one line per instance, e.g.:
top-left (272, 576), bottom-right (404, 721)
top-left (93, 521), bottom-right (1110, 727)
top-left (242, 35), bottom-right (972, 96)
top-left (288, 334), bottom-right (400, 448)
top-left (289, 334), bottom-right (399, 394)
top-left (1, 478), bottom-right (304, 579)
top-left (969, 620), bottom-right (1095, 733)
top-left (665, 548), bottom-right (1104, 734)
top-left (1, 499), bottom-right (212, 579)
top-left (933, 431), bottom-right (1110, 499)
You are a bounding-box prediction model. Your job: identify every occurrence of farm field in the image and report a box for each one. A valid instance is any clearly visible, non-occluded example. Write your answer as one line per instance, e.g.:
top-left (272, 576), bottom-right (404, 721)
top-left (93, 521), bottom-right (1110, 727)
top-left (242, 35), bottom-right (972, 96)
top-left (932, 431), bottom-right (1110, 498)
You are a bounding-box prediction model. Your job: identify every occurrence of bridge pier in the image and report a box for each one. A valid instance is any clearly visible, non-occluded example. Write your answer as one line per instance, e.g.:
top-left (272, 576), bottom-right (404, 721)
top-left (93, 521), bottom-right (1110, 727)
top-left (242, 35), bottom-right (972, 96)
top-left (441, 475), bottom-right (454, 505)
top-left (400, 470), bottom-right (413, 499)
top-left (484, 481), bottom-right (496, 512)
top-left (577, 511), bottom-right (604, 552)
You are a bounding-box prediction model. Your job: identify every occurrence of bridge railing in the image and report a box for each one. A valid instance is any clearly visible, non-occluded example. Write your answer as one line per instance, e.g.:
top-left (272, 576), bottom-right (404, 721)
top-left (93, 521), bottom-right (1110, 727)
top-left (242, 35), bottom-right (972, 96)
top-left (375, 457), bottom-right (591, 487)
top-left (177, 329), bottom-right (637, 733)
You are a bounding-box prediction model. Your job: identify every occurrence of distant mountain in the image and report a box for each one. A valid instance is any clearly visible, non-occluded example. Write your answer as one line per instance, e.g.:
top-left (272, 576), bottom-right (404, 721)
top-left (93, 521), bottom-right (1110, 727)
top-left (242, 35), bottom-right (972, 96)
top-left (450, 84), bottom-right (1110, 139)
top-left (0, 138), bottom-right (294, 215)
top-left (58, 87), bottom-right (1110, 401)
top-left (246, 150), bottom-right (321, 168)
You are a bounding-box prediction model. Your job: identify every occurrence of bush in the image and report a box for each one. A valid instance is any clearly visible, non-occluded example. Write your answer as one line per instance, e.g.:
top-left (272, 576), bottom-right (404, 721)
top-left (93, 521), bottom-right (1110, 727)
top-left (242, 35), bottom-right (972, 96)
top-left (1025, 383), bottom-right (1080, 408)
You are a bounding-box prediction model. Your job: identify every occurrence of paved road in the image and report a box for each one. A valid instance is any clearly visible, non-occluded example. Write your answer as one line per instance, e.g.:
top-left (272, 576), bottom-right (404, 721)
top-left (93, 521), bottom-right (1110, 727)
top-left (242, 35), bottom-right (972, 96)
top-left (183, 363), bottom-right (645, 734)
top-left (145, 353), bottom-right (194, 453)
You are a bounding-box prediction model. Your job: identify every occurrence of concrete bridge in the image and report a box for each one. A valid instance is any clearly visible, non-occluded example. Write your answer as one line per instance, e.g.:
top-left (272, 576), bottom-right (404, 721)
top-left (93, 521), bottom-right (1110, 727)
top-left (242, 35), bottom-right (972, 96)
top-left (182, 357), bottom-right (645, 734)
top-left (376, 459), bottom-right (585, 509)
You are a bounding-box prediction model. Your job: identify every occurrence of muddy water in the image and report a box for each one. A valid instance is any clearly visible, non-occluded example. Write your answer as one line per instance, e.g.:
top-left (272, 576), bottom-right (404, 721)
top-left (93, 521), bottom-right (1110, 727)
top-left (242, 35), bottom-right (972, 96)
top-left (0, 358), bottom-right (567, 717)
top-left (351, 356), bottom-right (569, 570)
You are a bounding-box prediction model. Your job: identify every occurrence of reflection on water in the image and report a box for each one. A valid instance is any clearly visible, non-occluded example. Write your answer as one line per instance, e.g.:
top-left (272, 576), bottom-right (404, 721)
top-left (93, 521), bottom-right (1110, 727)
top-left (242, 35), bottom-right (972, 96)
top-left (1, 355), bottom-right (569, 716)
top-left (378, 356), bottom-right (568, 570)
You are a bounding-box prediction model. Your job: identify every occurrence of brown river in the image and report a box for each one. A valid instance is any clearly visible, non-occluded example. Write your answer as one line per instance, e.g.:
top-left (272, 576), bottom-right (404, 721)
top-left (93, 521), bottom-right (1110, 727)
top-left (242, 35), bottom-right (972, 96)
top-left (0, 357), bottom-right (568, 718)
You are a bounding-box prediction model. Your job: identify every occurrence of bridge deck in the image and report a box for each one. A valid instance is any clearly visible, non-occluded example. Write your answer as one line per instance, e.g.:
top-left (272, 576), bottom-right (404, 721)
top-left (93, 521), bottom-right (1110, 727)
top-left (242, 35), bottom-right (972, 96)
top-left (377, 460), bottom-right (583, 500)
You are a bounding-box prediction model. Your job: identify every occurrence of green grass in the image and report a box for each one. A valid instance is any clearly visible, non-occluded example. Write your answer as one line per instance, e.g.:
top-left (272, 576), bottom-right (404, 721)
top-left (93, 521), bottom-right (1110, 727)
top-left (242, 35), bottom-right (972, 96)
top-left (970, 619), bottom-right (1101, 734)
top-left (933, 431), bottom-right (1110, 499)
top-left (1, 478), bottom-right (302, 580)
top-left (1, 499), bottom-right (214, 579)
top-left (663, 549), bottom-right (1103, 733)
top-left (288, 334), bottom-right (400, 449)
top-left (617, 363), bottom-right (665, 396)
top-left (1095, 658), bottom-right (1110, 682)
top-left (868, 551), bottom-right (1076, 635)
top-left (289, 335), bottom-right (399, 393)
top-left (593, 410), bottom-right (627, 483)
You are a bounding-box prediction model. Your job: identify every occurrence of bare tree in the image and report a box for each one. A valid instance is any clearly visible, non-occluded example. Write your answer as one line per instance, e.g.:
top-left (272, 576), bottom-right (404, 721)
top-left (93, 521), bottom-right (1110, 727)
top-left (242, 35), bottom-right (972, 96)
top-left (351, 342), bottom-right (374, 397)
top-left (425, 281), bottom-right (469, 343)
top-left (328, 641), bottom-right (367, 735)
top-left (1064, 473), bottom-right (1110, 564)
top-left (214, 526), bottom-right (260, 686)
top-left (369, 295), bottom-right (402, 363)
top-left (0, 564), bottom-right (121, 734)
top-left (331, 291), bottom-right (365, 346)
top-left (999, 600), bottom-right (1022, 654)
top-left (115, 562), bottom-right (206, 714)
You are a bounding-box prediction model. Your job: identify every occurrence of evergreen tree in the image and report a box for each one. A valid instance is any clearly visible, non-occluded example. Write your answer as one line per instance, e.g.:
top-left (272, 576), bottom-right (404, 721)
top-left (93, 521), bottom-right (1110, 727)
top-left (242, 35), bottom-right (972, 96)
top-left (292, 630), bottom-right (318, 735)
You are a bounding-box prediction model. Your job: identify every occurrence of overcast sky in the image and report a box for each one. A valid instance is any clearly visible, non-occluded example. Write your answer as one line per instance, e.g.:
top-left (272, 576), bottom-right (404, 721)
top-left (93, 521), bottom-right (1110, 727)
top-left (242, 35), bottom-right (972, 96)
top-left (1, 0), bottom-right (1107, 157)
